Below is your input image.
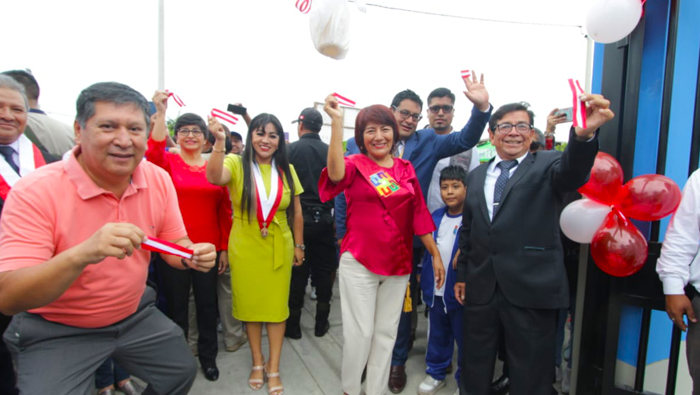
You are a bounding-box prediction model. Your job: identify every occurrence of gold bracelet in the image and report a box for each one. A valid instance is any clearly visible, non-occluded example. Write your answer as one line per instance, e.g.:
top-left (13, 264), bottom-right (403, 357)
top-left (212, 148), bottom-right (225, 153)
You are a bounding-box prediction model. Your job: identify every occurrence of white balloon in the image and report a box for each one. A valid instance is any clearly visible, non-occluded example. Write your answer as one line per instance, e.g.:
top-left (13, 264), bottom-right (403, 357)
top-left (586, 0), bottom-right (643, 44)
top-left (560, 199), bottom-right (613, 244)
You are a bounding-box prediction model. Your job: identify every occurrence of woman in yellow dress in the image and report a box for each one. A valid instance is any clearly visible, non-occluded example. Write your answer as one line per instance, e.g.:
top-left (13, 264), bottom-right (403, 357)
top-left (206, 113), bottom-right (304, 395)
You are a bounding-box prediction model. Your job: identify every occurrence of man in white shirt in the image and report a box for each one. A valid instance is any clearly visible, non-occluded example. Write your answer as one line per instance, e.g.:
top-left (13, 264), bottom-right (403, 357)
top-left (425, 88), bottom-right (481, 212)
top-left (657, 168), bottom-right (700, 392)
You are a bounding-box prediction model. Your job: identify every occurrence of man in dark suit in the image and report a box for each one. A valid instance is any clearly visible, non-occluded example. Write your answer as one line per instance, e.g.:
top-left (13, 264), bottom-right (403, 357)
top-left (0, 74), bottom-right (56, 395)
top-left (455, 95), bottom-right (614, 394)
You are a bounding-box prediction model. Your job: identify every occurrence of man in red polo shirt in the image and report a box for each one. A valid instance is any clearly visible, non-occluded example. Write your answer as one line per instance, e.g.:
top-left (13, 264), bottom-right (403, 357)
top-left (0, 82), bottom-right (217, 395)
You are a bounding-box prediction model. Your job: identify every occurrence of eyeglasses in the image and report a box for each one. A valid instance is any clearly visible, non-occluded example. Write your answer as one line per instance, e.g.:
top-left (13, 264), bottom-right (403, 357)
top-left (392, 106), bottom-right (422, 122)
top-left (177, 129), bottom-right (203, 136)
top-left (493, 123), bottom-right (533, 134)
top-left (428, 105), bottom-right (454, 114)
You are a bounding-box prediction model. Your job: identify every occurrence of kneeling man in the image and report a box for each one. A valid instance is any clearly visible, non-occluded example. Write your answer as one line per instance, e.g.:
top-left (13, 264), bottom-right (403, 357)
top-left (0, 82), bottom-right (216, 395)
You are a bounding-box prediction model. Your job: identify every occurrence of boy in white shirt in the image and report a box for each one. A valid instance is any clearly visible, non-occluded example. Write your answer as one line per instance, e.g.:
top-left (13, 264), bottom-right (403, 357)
top-left (418, 166), bottom-right (467, 395)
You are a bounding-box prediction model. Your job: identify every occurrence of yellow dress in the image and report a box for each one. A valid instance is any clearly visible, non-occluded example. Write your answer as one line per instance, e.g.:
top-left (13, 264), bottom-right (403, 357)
top-left (223, 154), bottom-right (303, 322)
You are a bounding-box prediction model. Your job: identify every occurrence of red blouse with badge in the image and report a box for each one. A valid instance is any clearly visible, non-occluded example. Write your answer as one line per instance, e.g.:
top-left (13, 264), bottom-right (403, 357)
top-left (318, 154), bottom-right (435, 276)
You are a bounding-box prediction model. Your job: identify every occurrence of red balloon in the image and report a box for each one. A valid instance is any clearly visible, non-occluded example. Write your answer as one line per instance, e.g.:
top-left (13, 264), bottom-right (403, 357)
top-left (591, 210), bottom-right (648, 277)
top-left (578, 152), bottom-right (624, 205)
top-left (618, 174), bottom-right (682, 221)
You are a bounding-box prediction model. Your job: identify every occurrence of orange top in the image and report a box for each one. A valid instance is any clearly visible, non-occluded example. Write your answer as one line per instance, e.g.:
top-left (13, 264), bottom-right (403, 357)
top-left (0, 147), bottom-right (187, 328)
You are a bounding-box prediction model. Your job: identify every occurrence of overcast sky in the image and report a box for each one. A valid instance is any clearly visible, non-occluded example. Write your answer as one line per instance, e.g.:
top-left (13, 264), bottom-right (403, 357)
top-left (1, 0), bottom-right (596, 143)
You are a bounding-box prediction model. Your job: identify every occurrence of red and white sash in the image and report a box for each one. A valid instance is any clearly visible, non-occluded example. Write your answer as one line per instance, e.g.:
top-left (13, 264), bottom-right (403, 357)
top-left (253, 159), bottom-right (284, 238)
top-left (0, 134), bottom-right (46, 200)
top-left (142, 236), bottom-right (194, 259)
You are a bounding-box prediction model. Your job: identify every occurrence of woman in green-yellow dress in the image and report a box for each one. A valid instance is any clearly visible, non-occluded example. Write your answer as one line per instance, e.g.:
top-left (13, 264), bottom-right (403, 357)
top-left (206, 113), bottom-right (304, 395)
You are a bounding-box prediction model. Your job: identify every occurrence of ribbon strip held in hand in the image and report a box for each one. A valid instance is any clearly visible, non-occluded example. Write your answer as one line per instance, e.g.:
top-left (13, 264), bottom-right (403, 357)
top-left (166, 90), bottom-right (186, 107)
top-left (333, 93), bottom-right (356, 107)
top-left (295, 0), bottom-right (312, 14)
top-left (211, 108), bottom-right (239, 125)
top-left (142, 236), bottom-right (193, 259)
top-left (461, 70), bottom-right (471, 79)
top-left (568, 79), bottom-right (587, 129)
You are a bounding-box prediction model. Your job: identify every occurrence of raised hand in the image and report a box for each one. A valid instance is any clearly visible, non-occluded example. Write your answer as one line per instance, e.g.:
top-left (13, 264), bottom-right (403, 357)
top-left (546, 108), bottom-right (568, 133)
top-left (324, 94), bottom-right (343, 120)
top-left (78, 223), bottom-right (146, 265)
top-left (208, 116), bottom-right (227, 142)
top-left (575, 93), bottom-right (615, 138)
top-left (152, 91), bottom-right (169, 114)
top-left (463, 71), bottom-right (490, 112)
top-left (184, 243), bottom-right (218, 273)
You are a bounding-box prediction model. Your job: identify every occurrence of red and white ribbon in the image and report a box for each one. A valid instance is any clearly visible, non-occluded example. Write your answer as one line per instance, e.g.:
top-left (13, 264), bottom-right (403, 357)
top-left (461, 69), bottom-right (472, 79)
top-left (295, 0), bottom-right (312, 14)
top-left (166, 90), bottom-right (186, 107)
top-left (211, 108), bottom-right (239, 125)
top-left (142, 236), bottom-right (193, 259)
top-left (333, 93), bottom-right (356, 107)
top-left (568, 79), bottom-right (587, 129)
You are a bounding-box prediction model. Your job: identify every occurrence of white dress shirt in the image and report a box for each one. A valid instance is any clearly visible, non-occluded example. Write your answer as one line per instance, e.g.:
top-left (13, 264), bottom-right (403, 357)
top-left (484, 152), bottom-right (529, 221)
top-left (657, 169), bottom-right (700, 295)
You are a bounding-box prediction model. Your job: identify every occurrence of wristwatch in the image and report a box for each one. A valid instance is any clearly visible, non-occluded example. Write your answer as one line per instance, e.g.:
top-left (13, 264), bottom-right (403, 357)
top-left (295, 244), bottom-right (306, 251)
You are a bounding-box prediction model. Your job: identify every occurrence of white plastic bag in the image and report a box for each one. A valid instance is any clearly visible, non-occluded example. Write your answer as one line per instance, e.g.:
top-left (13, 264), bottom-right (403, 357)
top-left (309, 0), bottom-right (352, 60)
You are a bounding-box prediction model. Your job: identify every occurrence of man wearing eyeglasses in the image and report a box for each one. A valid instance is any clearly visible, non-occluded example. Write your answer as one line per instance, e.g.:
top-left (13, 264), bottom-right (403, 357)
top-left (335, 74), bottom-right (492, 394)
top-left (454, 98), bottom-right (614, 395)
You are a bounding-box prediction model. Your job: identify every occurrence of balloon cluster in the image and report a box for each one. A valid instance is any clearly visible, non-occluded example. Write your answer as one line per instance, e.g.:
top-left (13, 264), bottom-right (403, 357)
top-left (586, 0), bottom-right (644, 44)
top-left (560, 153), bottom-right (682, 277)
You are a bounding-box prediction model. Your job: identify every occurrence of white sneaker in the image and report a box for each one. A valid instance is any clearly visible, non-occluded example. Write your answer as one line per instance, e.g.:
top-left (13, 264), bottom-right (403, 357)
top-left (310, 286), bottom-right (317, 300)
top-left (453, 390), bottom-right (459, 395)
top-left (561, 366), bottom-right (571, 393)
top-left (417, 375), bottom-right (445, 395)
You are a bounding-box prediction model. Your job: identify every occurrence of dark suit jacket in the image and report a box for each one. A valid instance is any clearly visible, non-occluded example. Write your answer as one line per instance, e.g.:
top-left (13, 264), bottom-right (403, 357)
top-left (0, 148), bottom-right (57, 215)
top-left (456, 129), bottom-right (598, 309)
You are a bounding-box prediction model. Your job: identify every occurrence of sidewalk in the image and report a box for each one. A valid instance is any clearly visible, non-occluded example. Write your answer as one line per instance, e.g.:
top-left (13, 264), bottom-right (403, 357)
top-left (189, 282), bottom-right (563, 395)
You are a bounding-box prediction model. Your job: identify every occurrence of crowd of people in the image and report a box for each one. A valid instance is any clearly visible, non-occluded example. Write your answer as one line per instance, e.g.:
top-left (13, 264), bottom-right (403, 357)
top-left (0, 67), bottom-right (623, 395)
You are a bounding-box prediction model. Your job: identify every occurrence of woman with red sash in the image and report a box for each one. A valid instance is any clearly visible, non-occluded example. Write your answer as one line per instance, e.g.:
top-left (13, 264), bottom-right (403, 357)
top-left (206, 113), bottom-right (304, 395)
top-left (319, 95), bottom-right (446, 395)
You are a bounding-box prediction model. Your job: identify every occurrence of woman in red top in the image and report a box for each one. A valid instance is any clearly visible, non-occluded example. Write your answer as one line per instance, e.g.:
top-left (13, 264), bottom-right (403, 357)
top-left (146, 91), bottom-right (232, 382)
top-left (319, 95), bottom-right (445, 395)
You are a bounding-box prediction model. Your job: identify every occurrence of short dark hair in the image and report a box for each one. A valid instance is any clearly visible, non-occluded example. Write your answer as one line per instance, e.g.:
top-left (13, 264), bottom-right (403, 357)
top-left (354, 105), bottom-right (399, 155)
top-left (76, 82), bottom-right (150, 129)
top-left (302, 119), bottom-right (322, 134)
top-left (427, 88), bottom-right (455, 106)
top-left (439, 165), bottom-right (467, 185)
top-left (390, 89), bottom-right (423, 110)
top-left (175, 113), bottom-right (209, 140)
top-left (1, 70), bottom-right (39, 102)
top-left (489, 102), bottom-right (535, 132)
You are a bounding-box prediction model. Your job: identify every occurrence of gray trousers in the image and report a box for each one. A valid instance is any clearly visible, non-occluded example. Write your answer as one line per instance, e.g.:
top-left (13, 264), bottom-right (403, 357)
top-left (3, 286), bottom-right (197, 395)
top-left (689, 295), bottom-right (700, 395)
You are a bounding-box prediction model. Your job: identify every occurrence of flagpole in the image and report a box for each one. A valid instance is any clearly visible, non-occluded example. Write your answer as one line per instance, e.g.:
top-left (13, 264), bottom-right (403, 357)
top-left (158, 0), bottom-right (165, 91)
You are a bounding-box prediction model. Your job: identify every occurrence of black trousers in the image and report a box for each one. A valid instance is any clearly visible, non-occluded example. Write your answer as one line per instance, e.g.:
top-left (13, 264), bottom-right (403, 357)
top-left (289, 207), bottom-right (337, 309)
top-left (0, 313), bottom-right (18, 395)
top-left (461, 286), bottom-right (556, 395)
top-left (155, 253), bottom-right (218, 367)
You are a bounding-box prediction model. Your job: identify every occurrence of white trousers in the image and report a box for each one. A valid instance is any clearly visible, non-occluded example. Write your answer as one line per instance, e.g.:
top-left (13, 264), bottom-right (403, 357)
top-left (339, 252), bottom-right (410, 395)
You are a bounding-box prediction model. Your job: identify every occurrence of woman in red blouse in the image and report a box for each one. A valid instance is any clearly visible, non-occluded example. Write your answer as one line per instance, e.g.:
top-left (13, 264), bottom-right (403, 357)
top-left (319, 95), bottom-right (445, 395)
top-left (146, 91), bottom-right (232, 382)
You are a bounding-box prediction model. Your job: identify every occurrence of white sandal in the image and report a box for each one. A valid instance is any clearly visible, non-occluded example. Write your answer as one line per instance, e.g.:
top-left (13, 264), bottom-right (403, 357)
top-left (265, 365), bottom-right (284, 395)
top-left (248, 362), bottom-right (265, 391)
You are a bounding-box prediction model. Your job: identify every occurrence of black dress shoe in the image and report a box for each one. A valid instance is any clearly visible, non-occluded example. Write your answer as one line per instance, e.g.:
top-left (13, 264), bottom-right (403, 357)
top-left (203, 366), bottom-right (219, 381)
top-left (491, 374), bottom-right (509, 395)
top-left (315, 321), bottom-right (330, 337)
top-left (388, 365), bottom-right (407, 393)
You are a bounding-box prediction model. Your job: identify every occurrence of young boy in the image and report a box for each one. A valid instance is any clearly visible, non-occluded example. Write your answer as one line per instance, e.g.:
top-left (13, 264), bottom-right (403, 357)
top-left (418, 165), bottom-right (468, 395)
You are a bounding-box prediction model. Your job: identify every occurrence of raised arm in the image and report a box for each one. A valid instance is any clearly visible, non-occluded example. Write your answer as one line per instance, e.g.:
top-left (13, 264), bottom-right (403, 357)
top-left (146, 91), bottom-right (171, 170)
top-left (434, 72), bottom-right (492, 159)
top-left (206, 117), bottom-right (233, 186)
top-left (324, 94), bottom-right (346, 183)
